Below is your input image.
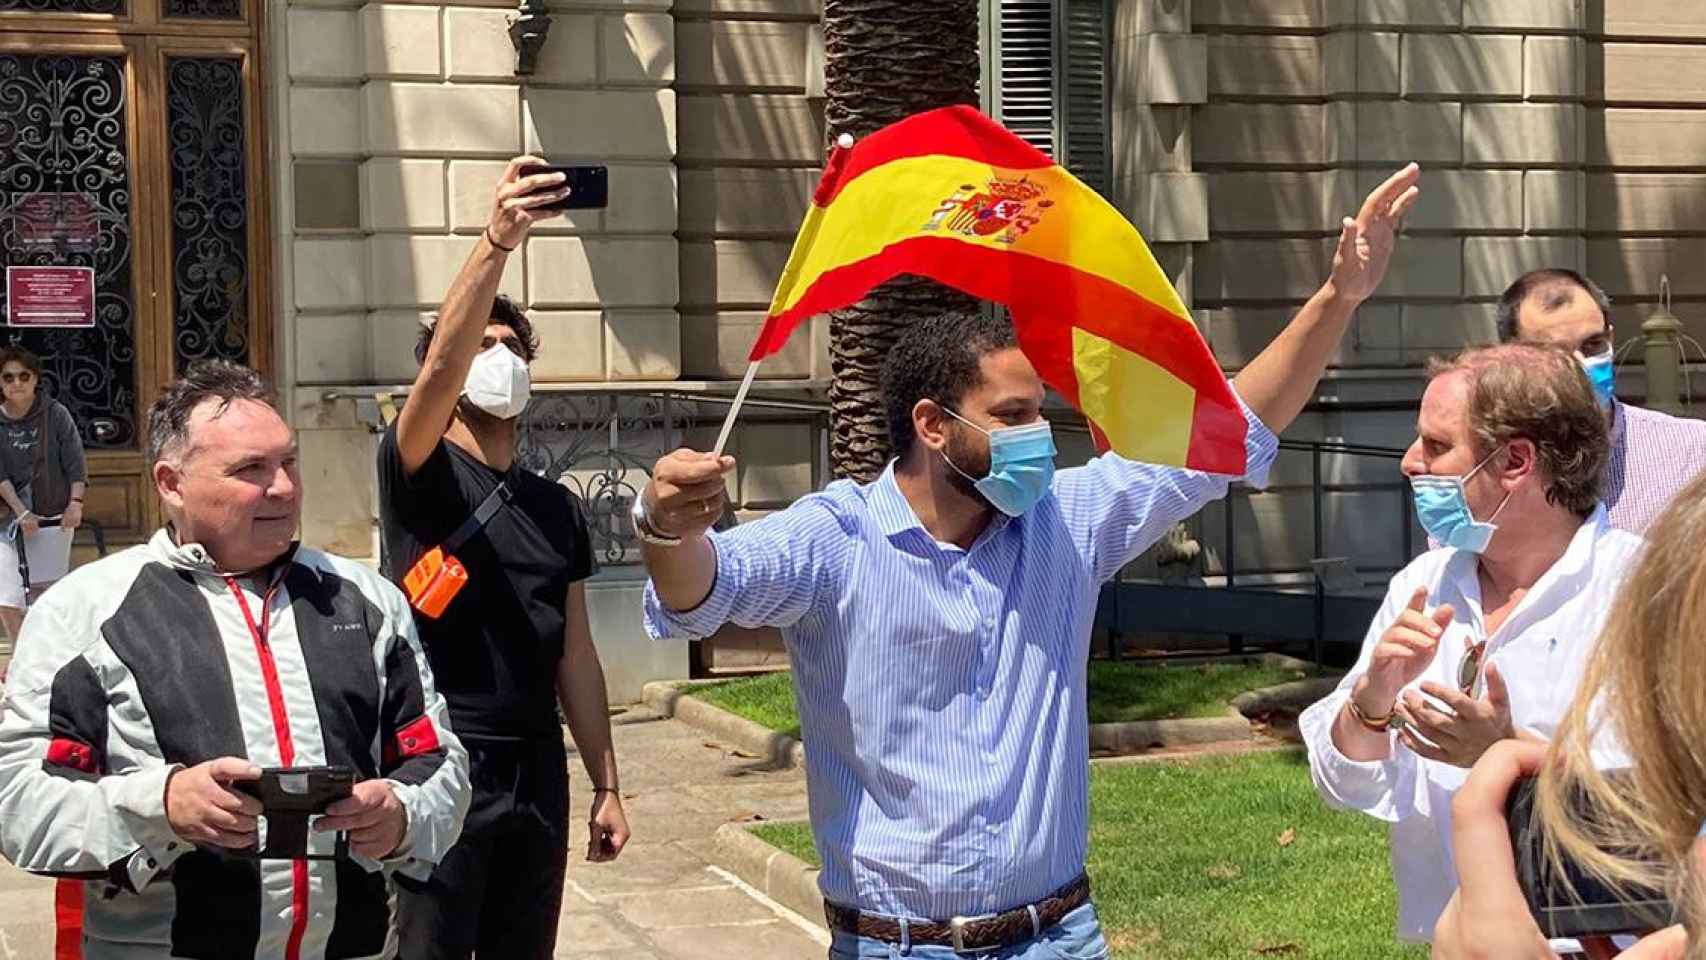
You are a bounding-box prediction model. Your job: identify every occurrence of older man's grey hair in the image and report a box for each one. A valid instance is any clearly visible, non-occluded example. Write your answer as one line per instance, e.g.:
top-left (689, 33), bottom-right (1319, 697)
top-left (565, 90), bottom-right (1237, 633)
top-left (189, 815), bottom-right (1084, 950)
top-left (146, 360), bottom-right (277, 465)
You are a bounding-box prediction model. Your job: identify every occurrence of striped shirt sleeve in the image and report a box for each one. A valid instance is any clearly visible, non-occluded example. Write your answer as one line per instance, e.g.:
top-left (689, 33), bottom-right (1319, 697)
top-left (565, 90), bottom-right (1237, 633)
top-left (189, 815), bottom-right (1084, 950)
top-left (644, 494), bottom-right (855, 641)
top-left (1053, 392), bottom-right (1281, 583)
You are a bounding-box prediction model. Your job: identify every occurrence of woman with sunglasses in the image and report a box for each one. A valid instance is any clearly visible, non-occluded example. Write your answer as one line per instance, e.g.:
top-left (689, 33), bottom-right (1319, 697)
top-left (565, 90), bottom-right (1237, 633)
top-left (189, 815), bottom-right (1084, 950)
top-left (0, 345), bottom-right (86, 641)
top-left (1299, 342), bottom-right (1639, 951)
top-left (1433, 469), bottom-right (1706, 959)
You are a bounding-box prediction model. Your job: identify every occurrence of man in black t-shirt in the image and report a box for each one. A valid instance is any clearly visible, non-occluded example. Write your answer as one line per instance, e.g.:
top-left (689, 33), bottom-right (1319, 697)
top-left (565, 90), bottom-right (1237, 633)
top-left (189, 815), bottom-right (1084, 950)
top-left (377, 157), bottom-right (630, 960)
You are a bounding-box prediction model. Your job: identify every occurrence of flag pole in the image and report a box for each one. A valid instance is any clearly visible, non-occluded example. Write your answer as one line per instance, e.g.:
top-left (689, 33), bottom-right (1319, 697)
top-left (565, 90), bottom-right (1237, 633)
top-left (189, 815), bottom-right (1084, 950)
top-left (712, 360), bottom-right (762, 457)
top-left (710, 133), bottom-right (855, 460)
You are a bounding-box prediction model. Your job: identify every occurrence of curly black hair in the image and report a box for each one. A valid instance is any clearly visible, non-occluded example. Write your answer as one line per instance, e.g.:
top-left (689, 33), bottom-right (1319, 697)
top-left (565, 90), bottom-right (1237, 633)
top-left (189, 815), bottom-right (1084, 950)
top-left (880, 310), bottom-right (1019, 463)
top-left (415, 293), bottom-right (540, 367)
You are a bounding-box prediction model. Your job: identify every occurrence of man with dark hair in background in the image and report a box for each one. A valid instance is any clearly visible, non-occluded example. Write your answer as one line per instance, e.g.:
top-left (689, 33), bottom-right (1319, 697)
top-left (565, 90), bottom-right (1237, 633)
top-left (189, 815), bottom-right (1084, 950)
top-left (0, 360), bottom-right (469, 958)
top-left (377, 157), bottom-right (629, 959)
top-left (1496, 268), bottom-right (1706, 533)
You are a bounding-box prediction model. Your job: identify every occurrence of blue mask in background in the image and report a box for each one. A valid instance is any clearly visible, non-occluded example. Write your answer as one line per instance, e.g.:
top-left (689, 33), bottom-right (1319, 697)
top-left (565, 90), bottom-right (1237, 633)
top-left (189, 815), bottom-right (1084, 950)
top-left (1577, 347), bottom-right (1616, 409)
top-left (1410, 447), bottom-right (1511, 554)
top-left (941, 407), bottom-right (1057, 517)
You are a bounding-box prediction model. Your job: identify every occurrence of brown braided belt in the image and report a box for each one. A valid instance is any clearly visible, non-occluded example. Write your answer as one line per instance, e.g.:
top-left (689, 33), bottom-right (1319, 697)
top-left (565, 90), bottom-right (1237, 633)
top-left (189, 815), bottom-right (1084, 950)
top-left (823, 874), bottom-right (1091, 954)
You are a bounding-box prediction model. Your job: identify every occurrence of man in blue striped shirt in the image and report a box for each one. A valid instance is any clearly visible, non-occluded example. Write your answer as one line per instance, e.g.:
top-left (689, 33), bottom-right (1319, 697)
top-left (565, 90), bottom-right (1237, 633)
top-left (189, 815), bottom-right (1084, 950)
top-left (638, 165), bottom-right (1422, 958)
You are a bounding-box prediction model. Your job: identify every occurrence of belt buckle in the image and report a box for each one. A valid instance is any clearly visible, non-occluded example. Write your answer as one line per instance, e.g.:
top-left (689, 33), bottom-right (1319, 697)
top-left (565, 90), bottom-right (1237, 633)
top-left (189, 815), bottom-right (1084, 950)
top-left (949, 914), bottom-right (997, 954)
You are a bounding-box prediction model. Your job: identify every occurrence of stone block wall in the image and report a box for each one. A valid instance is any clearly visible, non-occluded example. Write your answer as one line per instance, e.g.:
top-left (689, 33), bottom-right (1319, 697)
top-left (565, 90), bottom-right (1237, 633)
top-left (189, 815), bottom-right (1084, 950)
top-left (1178, 0), bottom-right (1706, 587)
top-left (674, 0), bottom-right (831, 382)
top-left (281, 0), bottom-right (682, 557)
top-left (1183, 0), bottom-right (1598, 584)
top-left (1588, 1), bottom-right (1706, 342)
top-left (1192, 0), bottom-right (1589, 372)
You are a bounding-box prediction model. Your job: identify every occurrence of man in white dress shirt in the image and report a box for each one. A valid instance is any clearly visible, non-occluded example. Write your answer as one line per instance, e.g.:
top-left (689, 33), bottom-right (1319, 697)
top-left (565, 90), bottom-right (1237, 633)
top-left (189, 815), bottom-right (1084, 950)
top-left (1300, 342), bottom-right (1644, 946)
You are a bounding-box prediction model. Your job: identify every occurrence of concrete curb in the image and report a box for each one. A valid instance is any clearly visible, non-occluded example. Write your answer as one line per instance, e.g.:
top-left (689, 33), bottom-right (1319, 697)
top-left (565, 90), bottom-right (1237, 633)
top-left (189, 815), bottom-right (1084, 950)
top-left (713, 821), bottom-right (825, 928)
top-left (1232, 677), bottom-right (1343, 717)
top-left (641, 682), bottom-right (807, 769)
top-left (649, 680), bottom-right (1273, 759)
top-left (1087, 708), bottom-right (1253, 753)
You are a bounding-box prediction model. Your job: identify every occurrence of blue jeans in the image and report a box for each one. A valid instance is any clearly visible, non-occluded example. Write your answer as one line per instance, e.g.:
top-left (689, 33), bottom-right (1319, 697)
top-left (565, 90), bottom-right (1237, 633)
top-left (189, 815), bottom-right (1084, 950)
top-left (828, 902), bottom-right (1110, 960)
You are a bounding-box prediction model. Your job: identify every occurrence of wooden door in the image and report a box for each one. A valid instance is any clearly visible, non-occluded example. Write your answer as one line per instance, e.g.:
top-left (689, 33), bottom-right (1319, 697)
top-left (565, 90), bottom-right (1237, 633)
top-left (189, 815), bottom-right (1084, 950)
top-left (1, 0), bottom-right (271, 546)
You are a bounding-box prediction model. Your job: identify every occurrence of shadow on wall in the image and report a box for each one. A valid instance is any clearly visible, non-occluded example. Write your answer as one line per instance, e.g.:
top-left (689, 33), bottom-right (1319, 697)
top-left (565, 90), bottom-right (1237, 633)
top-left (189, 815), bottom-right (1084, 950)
top-left (673, 11), bottom-right (827, 381)
top-left (1582, 3), bottom-right (1706, 395)
top-left (359, 9), bottom-right (679, 388)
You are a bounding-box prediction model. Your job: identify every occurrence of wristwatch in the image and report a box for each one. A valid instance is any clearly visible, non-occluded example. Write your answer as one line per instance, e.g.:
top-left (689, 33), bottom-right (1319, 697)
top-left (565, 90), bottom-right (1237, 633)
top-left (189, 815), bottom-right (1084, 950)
top-left (630, 495), bottom-right (682, 547)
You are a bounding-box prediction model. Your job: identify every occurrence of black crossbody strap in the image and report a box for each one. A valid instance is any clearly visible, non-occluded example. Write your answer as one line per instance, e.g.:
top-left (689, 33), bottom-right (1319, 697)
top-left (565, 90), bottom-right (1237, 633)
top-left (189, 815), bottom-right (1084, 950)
top-left (443, 481), bottom-right (512, 555)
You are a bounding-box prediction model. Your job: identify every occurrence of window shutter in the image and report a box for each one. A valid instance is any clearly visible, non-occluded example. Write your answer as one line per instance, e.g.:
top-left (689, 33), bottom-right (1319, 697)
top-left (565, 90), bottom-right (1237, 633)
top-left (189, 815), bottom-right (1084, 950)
top-left (995, 0), bottom-right (1056, 157)
top-left (1059, 0), bottom-right (1110, 195)
top-left (989, 0), bottom-right (1110, 196)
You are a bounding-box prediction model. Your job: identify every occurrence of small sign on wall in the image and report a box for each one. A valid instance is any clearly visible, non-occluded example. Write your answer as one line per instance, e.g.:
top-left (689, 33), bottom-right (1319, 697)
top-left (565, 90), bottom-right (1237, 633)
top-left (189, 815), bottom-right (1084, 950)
top-left (6, 266), bottom-right (96, 328)
top-left (13, 193), bottom-right (100, 251)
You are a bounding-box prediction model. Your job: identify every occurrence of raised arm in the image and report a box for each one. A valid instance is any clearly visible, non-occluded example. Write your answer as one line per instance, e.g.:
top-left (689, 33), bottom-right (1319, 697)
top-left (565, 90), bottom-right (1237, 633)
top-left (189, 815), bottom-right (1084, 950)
top-left (392, 156), bottom-right (569, 475)
top-left (1232, 163), bottom-right (1421, 434)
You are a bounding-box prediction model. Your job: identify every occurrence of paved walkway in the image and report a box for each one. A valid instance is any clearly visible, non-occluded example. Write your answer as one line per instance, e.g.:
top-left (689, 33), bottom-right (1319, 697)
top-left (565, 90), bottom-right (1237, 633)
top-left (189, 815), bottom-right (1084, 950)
top-left (0, 704), bottom-right (826, 959)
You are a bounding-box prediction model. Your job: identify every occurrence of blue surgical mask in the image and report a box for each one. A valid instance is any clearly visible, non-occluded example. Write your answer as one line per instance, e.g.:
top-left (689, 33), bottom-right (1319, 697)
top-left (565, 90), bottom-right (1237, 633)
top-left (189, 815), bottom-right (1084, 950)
top-left (1577, 347), bottom-right (1616, 409)
top-left (1410, 446), bottom-right (1512, 554)
top-left (940, 407), bottom-right (1057, 517)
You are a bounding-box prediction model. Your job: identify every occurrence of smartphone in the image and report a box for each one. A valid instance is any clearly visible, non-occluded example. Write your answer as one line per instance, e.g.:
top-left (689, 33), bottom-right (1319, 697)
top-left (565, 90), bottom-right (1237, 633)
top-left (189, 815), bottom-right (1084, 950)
top-left (517, 163), bottom-right (608, 211)
top-left (1505, 775), bottom-right (1675, 939)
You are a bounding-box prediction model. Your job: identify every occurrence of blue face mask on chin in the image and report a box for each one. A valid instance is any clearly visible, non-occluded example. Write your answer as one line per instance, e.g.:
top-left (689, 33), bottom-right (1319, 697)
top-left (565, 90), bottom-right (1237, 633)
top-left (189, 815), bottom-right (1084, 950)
top-left (940, 406), bottom-right (1057, 517)
top-left (1410, 446), bottom-right (1512, 554)
top-left (1577, 347), bottom-right (1616, 409)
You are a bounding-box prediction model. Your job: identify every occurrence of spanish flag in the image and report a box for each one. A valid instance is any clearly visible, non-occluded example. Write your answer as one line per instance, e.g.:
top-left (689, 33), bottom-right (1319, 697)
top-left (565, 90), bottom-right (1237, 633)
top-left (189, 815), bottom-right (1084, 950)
top-left (752, 105), bottom-right (1247, 475)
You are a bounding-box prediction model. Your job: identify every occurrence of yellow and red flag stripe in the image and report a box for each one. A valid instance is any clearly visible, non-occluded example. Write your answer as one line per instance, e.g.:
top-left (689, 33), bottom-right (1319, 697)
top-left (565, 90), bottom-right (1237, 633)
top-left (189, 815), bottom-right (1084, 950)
top-left (751, 105), bottom-right (1246, 475)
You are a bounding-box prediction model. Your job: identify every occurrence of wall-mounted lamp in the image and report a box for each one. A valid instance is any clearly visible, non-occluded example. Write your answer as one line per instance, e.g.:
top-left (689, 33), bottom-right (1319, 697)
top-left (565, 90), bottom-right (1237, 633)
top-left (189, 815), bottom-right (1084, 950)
top-left (508, 0), bottom-right (552, 76)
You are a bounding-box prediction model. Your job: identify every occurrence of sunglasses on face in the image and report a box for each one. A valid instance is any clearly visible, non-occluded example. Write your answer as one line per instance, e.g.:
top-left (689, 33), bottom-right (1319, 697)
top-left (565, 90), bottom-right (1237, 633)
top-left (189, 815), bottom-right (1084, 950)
top-left (1457, 640), bottom-right (1487, 696)
top-left (481, 336), bottom-right (524, 356)
top-left (1, 371), bottom-right (35, 384)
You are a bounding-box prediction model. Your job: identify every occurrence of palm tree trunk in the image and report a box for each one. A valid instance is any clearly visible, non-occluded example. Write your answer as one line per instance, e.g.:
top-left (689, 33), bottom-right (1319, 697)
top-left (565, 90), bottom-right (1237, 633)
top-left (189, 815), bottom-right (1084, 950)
top-left (823, 0), bottom-right (981, 483)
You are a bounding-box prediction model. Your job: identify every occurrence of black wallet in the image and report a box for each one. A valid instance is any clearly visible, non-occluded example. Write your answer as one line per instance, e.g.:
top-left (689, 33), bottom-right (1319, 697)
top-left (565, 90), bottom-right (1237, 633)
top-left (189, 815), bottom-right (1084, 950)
top-left (233, 765), bottom-right (355, 861)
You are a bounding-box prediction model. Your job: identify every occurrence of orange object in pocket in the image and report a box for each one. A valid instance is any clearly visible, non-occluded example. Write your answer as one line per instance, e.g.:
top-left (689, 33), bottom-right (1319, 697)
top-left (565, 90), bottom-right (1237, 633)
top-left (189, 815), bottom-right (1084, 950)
top-left (403, 546), bottom-right (468, 619)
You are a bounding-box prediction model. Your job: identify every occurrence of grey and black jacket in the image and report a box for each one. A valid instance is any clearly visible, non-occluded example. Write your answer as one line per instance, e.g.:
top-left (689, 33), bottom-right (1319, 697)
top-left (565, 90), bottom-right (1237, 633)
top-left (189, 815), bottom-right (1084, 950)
top-left (0, 530), bottom-right (470, 959)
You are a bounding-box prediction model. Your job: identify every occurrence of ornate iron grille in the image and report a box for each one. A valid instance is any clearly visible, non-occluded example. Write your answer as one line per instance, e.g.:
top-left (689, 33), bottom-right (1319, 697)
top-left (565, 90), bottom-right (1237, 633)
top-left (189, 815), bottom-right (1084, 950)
top-left (164, 0), bottom-right (239, 20)
top-left (166, 56), bottom-right (248, 371)
top-left (0, 0), bottom-right (124, 15)
top-left (514, 394), bottom-right (685, 566)
top-left (0, 54), bottom-right (138, 448)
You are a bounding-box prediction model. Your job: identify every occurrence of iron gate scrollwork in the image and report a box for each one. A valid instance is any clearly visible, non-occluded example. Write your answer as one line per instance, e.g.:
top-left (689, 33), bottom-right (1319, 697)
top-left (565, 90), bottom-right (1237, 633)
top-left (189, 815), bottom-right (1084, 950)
top-left (514, 394), bottom-right (684, 566)
top-left (0, 54), bottom-right (138, 449)
top-left (164, 0), bottom-right (240, 20)
top-left (166, 56), bottom-right (249, 371)
top-left (0, 0), bottom-right (124, 15)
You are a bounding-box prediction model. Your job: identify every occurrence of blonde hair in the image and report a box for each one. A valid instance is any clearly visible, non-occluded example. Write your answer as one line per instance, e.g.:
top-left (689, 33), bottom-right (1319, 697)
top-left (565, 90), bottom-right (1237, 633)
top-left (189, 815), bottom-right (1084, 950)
top-left (1536, 468), bottom-right (1706, 954)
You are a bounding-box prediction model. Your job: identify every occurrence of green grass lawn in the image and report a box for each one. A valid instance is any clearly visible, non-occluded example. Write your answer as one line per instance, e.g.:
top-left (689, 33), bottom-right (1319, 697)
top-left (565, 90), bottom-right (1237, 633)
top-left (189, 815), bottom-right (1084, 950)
top-left (1084, 660), bottom-right (1309, 724)
top-left (750, 751), bottom-right (1425, 960)
top-left (686, 672), bottom-right (801, 740)
top-left (687, 660), bottom-right (1311, 739)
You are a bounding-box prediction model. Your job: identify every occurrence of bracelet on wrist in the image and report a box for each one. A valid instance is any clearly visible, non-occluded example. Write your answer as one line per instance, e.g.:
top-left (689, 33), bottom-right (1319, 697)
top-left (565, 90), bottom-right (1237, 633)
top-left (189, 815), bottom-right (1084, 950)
top-left (1347, 696), bottom-right (1396, 733)
top-left (483, 226), bottom-right (517, 253)
top-left (592, 786), bottom-right (619, 794)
